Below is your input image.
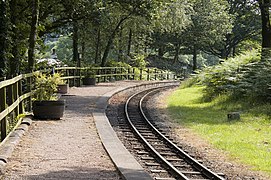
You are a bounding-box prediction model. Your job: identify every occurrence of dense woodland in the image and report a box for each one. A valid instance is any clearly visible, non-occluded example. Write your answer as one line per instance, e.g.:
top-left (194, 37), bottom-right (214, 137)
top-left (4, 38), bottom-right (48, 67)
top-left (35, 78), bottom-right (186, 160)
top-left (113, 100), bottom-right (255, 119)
top-left (0, 0), bottom-right (271, 80)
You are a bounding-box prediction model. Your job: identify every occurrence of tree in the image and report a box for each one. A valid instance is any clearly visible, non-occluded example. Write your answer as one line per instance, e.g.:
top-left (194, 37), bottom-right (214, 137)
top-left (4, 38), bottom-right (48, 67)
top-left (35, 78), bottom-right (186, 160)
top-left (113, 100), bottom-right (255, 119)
top-left (209, 0), bottom-right (261, 59)
top-left (258, 0), bottom-right (271, 60)
top-left (28, 0), bottom-right (40, 72)
top-left (151, 0), bottom-right (192, 62)
top-left (182, 0), bottom-right (232, 70)
top-left (258, 0), bottom-right (271, 48)
top-left (100, 0), bottom-right (160, 66)
top-left (0, 0), bottom-right (8, 78)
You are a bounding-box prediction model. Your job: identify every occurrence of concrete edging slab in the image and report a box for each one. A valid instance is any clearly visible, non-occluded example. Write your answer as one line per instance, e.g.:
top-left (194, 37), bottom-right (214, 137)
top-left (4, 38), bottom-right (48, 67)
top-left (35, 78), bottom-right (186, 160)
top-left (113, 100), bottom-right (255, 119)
top-left (93, 81), bottom-right (179, 180)
top-left (0, 117), bottom-right (33, 174)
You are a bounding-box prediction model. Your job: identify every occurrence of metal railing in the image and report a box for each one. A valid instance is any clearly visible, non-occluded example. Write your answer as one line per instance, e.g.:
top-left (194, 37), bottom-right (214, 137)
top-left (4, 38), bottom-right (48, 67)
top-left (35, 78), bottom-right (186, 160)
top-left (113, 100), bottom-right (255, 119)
top-left (0, 66), bottom-right (176, 141)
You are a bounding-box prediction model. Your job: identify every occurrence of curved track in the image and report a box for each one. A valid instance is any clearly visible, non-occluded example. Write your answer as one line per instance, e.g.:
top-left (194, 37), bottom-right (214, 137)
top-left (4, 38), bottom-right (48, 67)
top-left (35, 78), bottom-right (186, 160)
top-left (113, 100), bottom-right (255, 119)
top-left (123, 86), bottom-right (225, 180)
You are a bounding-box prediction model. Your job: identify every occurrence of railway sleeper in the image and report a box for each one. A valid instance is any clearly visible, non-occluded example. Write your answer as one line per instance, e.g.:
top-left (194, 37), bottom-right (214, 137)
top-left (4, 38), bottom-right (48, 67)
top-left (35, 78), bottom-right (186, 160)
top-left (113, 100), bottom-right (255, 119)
top-left (151, 169), bottom-right (167, 173)
top-left (141, 156), bottom-right (155, 160)
top-left (145, 162), bottom-right (161, 166)
top-left (133, 146), bottom-right (145, 150)
top-left (140, 132), bottom-right (155, 136)
top-left (144, 135), bottom-right (158, 139)
top-left (154, 177), bottom-right (176, 180)
top-left (154, 147), bottom-right (171, 151)
top-left (126, 137), bottom-right (138, 141)
top-left (137, 151), bottom-right (149, 155)
top-left (138, 129), bottom-right (153, 133)
top-left (159, 152), bottom-right (176, 156)
top-left (135, 127), bottom-right (150, 131)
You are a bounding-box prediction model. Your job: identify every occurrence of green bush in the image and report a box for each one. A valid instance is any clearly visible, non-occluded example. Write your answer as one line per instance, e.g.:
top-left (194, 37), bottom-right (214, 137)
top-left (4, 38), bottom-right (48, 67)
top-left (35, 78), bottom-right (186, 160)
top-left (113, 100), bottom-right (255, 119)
top-left (33, 72), bottom-right (63, 101)
top-left (189, 50), bottom-right (261, 100)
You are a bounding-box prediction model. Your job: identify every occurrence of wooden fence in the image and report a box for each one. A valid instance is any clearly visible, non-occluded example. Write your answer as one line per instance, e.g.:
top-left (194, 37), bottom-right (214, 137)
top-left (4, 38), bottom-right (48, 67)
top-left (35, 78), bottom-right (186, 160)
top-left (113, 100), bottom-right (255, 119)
top-left (0, 66), bottom-right (176, 141)
top-left (54, 66), bottom-right (176, 86)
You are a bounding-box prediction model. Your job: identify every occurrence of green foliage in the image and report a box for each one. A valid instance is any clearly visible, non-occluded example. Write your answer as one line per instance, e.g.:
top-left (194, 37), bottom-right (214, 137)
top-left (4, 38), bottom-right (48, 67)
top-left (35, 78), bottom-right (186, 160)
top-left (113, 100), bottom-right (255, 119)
top-left (130, 54), bottom-right (148, 68)
top-left (152, 0), bottom-right (192, 33)
top-left (33, 72), bottom-right (63, 101)
top-left (83, 68), bottom-right (96, 78)
top-left (235, 60), bottom-right (271, 101)
top-left (55, 35), bottom-right (73, 63)
top-left (191, 49), bottom-right (261, 100)
top-left (106, 60), bottom-right (132, 69)
top-left (183, 0), bottom-right (232, 50)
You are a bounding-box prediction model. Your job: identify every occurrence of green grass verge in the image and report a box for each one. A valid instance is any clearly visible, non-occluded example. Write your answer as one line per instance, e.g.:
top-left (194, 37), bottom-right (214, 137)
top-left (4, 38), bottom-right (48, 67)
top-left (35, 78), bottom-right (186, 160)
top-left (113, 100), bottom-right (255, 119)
top-left (167, 86), bottom-right (271, 174)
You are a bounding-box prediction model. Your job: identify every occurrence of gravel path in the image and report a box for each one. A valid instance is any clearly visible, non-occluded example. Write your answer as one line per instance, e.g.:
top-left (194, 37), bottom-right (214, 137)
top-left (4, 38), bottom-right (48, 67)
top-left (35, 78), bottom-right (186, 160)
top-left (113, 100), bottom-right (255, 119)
top-left (1, 81), bottom-right (142, 180)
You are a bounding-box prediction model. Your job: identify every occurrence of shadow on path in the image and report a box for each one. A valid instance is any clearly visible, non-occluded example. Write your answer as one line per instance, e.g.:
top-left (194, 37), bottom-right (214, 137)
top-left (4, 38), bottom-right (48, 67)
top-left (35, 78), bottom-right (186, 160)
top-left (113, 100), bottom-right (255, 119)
top-left (24, 166), bottom-right (122, 180)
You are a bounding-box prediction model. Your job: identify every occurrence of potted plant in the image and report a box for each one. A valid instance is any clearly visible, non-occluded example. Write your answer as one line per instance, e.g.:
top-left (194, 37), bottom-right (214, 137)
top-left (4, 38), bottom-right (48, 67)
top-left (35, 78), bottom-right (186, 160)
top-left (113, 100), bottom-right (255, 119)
top-left (82, 68), bottom-right (96, 85)
top-left (32, 72), bottom-right (65, 119)
top-left (55, 73), bottom-right (69, 94)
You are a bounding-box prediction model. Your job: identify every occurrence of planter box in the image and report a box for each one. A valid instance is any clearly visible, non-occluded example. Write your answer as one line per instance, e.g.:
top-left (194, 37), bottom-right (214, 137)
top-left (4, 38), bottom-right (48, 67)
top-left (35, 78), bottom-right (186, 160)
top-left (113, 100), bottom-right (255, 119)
top-left (82, 77), bottom-right (96, 85)
top-left (57, 84), bottom-right (69, 94)
top-left (33, 100), bottom-right (65, 120)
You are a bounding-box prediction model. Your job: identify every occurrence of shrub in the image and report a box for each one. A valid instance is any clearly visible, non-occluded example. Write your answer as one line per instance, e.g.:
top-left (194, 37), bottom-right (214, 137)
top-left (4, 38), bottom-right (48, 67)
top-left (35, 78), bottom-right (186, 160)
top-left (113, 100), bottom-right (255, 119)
top-left (33, 72), bottom-right (63, 101)
top-left (189, 49), bottom-right (261, 100)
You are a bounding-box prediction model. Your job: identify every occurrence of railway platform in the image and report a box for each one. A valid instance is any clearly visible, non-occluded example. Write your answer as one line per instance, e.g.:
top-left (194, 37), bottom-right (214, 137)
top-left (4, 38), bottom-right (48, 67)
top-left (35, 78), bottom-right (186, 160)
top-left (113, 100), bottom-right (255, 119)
top-left (0, 81), bottom-right (154, 180)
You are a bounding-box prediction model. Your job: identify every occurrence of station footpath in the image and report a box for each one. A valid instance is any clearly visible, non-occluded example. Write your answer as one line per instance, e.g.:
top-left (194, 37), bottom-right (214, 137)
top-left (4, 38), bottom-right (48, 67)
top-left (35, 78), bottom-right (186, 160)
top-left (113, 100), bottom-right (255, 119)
top-left (0, 81), bottom-right (154, 180)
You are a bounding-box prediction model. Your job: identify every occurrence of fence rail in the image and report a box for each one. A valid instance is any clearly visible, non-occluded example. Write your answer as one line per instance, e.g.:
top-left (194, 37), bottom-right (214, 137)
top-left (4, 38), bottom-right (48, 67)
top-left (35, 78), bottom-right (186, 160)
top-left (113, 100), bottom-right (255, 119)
top-left (54, 66), bottom-right (176, 86)
top-left (0, 66), bottom-right (177, 142)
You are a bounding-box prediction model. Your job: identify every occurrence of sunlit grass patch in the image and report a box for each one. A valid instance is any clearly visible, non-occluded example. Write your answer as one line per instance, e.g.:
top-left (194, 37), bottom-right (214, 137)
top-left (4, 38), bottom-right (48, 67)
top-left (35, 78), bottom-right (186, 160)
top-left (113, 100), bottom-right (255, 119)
top-left (167, 86), bottom-right (271, 175)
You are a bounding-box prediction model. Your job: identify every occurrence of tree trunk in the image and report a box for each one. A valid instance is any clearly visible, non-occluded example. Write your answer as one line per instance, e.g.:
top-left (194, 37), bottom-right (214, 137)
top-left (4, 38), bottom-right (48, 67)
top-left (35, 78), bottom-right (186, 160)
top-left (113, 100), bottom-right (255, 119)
top-left (94, 27), bottom-right (101, 64)
top-left (101, 15), bottom-right (131, 67)
top-left (173, 43), bottom-right (181, 64)
top-left (118, 26), bottom-right (123, 61)
top-left (158, 46), bottom-right (165, 57)
top-left (28, 0), bottom-right (39, 72)
top-left (232, 45), bottom-right (236, 57)
top-left (73, 20), bottom-right (79, 66)
top-left (127, 28), bottom-right (132, 57)
top-left (259, 0), bottom-right (271, 48)
top-left (0, 0), bottom-right (8, 78)
top-left (192, 46), bottom-right (197, 71)
top-left (258, 0), bottom-right (271, 60)
top-left (81, 20), bottom-right (86, 64)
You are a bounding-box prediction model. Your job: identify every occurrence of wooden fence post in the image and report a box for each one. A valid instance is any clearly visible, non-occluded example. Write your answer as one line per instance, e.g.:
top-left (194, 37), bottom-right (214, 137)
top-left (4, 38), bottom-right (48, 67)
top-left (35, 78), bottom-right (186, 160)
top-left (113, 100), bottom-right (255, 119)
top-left (27, 76), bottom-right (33, 112)
top-left (115, 68), bottom-right (117, 81)
top-left (66, 69), bottom-right (70, 86)
top-left (13, 81), bottom-right (19, 117)
top-left (154, 69), bottom-right (157, 80)
top-left (97, 69), bottom-right (100, 83)
top-left (103, 69), bottom-right (106, 82)
top-left (120, 68), bottom-right (123, 80)
top-left (133, 68), bottom-right (135, 80)
top-left (18, 79), bottom-right (24, 114)
top-left (147, 68), bottom-right (150, 81)
top-left (0, 87), bottom-right (7, 141)
top-left (78, 68), bottom-right (81, 87)
top-left (140, 69), bottom-right (143, 80)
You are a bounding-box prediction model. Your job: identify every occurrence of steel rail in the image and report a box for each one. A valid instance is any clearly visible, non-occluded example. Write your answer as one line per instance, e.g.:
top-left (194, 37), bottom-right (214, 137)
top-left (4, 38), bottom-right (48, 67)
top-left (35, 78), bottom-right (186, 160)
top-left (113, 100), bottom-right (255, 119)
top-left (140, 89), bottom-right (224, 180)
top-left (125, 86), bottom-right (189, 180)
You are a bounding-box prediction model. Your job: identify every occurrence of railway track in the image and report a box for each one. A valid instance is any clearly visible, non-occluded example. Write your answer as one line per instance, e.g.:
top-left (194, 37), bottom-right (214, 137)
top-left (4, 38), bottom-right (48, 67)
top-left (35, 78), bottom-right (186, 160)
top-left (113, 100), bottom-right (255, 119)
top-left (107, 85), bottom-right (225, 180)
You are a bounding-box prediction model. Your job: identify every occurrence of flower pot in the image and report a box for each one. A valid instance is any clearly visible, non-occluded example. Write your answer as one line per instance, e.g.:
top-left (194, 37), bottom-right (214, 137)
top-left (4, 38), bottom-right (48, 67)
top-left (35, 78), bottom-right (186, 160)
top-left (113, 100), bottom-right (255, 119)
top-left (57, 84), bottom-right (69, 94)
top-left (82, 77), bottom-right (96, 85)
top-left (33, 100), bottom-right (65, 120)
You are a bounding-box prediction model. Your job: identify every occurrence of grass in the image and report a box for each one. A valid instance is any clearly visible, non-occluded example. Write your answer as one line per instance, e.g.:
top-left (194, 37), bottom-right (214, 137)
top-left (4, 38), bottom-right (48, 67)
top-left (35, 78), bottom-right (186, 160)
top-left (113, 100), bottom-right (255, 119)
top-left (166, 86), bottom-right (271, 175)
